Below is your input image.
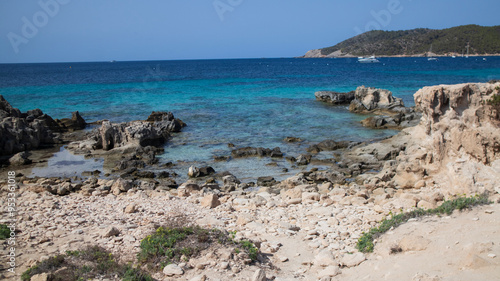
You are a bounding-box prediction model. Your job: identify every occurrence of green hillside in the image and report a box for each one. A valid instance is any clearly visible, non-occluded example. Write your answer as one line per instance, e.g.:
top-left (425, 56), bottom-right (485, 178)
top-left (317, 25), bottom-right (500, 56)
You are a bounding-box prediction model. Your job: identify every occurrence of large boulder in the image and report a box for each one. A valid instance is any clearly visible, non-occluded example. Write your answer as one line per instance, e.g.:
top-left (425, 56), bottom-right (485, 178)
top-left (89, 112), bottom-right (186, 151)
top-left (0, 95), bottom-right (86, 156)
top-left (349, 86), bottom-right (405, 114)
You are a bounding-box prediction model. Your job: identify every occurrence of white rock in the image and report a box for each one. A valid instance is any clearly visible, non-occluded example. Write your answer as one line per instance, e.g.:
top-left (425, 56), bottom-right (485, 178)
top-left (318, 265), bottom-right (341, 278)
top-left (163, 264), bottom-right (184, 276)
top-left (251, 268), bottom-right (266, 281)
top-left (340, 252), bottom-right (366, 267)
top-left (315, 249), bottom-right (336, 266)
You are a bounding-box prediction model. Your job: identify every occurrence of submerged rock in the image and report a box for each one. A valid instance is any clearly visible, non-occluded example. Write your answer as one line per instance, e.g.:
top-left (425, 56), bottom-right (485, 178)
top-left (231, 147), bottom-right (283, 158)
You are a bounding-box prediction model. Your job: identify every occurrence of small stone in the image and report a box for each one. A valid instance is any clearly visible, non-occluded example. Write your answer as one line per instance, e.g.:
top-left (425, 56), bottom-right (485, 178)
top-left (279, 256), bottom-right (289, 262)
top-left (124, 203), bottom-right (137, 213)
top-left (472, 217), bottom-right (479, 221)
top-left (487, 253), bottom-right (496, 258)
top-left (30, 273), bottom-right (51, 281)
top-left (485, 210), bottom-right (494, 214)
top-left (251, 268), bottom-right (266, 281)
top-left (318, 265), bottom-right (341, 278)
top-left (101, 226), bottom-right (120, 237)
top-left (163, 264), bottom-right (184, 276)
top-left (200, 194), bottom-right (221, 208)
top-left (399, 236), bottom-right (430, 252)
top-left (219, 261), bottom-right (229, 269)
top-left (189, 275), bottom-right (207, 281)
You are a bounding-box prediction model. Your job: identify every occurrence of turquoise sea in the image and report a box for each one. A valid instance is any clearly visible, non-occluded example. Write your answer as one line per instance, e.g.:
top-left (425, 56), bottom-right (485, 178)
top-left (1, 57), bottom-right (499, 181)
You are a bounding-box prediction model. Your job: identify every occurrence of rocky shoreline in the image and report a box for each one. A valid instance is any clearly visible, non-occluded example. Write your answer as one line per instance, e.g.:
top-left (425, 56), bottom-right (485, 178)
top-left (1, 82), bottom-right (500, 280)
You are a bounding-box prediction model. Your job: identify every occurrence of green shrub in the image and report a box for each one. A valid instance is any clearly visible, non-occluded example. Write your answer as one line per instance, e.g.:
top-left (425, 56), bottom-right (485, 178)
top-left (356, 194), bottom-right (491, 253)
top-left (21, 246), bottom-right (152, 281)
top-left (0, 224), bottom-right (10, 239)
top-left (138, 226), bottom-right (260, 270)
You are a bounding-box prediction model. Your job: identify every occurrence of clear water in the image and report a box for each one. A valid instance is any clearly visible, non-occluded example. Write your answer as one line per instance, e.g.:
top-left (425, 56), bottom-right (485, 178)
top-left (1, 57), bottom-right (499, 181)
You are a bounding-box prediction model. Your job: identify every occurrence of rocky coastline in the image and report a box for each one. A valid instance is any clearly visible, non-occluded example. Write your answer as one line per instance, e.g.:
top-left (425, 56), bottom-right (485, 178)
top-left (1, 82), bottom-right (500, 280)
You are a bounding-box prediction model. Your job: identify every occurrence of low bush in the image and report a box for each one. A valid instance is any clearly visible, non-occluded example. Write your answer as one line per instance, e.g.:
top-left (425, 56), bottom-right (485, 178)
top-left (138, 225), bottom-right (260, 270)
top-left (356, 194), bottom-right (491, 253)
top-left (21, 246), bottom-right (152, 281)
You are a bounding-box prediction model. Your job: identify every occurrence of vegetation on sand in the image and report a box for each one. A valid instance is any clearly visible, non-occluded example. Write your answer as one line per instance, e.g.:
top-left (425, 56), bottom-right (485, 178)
top-left (21, 246), bottom-right (152, 281)
top-left (138, 226), bottom-right (260, 270)
top-left (0, 224), bottom-right (10, 239)
top-left (356, 194), bottom-right (492, 253)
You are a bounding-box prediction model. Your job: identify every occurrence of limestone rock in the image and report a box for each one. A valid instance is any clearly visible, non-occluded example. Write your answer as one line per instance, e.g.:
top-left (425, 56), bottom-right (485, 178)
top-left (124, 203), bottom-right (137, 213)
top-left (340, 252), bottom-right (366, 267)
top-left (349, 86), bottom-right (405, 114)
top-left (318, 265), bottom-right (341, 278)
top-left (315, 249), bottom-right (337, 266)
top-left (163, 264), bottom-right (184, 276)
top-left (30, 273), bottom-right (52, 281)
top-left (111, 178), bottom-right (133, 195)
top-left (101, 226), bottom-right (120, 237)
top-left (201, 194), bottom-right (221, 208)
top-left (9, 151), bottom-right (32, 165)
top-left (251, 268), bottom-right (266, 281)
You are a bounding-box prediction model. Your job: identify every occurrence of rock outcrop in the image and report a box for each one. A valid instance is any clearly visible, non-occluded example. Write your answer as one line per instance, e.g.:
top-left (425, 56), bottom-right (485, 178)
top-left (0, 95), bottom-right (86, 156)
top-left (349, 86), bottom-right (406, 114)
top-left (71, 111), bottom-right (185, 152)
top-left (361, 82), bottom-right (500, 195)
top-left (315, 91), bottom-right (355, 105)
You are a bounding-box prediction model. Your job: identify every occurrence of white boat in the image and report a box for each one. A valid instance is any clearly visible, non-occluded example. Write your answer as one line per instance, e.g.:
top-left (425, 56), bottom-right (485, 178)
top-left (427, 44), bottom-right (438, 61)
top-left (358, 56), bottom-right (380, 63)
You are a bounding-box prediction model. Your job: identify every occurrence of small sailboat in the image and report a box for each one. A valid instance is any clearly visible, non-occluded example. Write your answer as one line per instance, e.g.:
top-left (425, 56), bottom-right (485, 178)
top-left (465, 42), bottom-right (470, 58)
top-left (358, 56), bottom-right (380, 63)
top-left (427, 44), bottom-right (438, 61)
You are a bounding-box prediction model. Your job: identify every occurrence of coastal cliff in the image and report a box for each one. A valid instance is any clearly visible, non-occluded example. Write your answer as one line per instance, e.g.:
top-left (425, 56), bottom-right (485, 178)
top-left (352, 82), bottom-right (500, 197)
top-left (302, 25), bottom-right (500, 58)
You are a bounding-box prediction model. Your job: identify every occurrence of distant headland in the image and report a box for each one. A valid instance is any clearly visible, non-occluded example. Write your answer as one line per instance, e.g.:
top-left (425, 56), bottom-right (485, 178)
top-left (301, 24), bottom-right (500, 58)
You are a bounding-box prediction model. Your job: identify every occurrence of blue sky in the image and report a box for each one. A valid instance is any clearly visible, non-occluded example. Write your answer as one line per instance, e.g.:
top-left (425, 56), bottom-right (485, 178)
top-left (0, 0), bottom-right (499, 63)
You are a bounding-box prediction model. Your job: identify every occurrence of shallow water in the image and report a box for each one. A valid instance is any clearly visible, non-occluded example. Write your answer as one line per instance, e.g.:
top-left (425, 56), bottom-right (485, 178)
top-left (1, 57), bottom-right (499, 181)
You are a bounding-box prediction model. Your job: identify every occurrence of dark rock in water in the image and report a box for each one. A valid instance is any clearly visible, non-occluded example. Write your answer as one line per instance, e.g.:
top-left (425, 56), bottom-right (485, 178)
top-left (315, 91), bottom-right (355, 105)
top-left (134, 171), bottom-right (156, 178)
top-left (0, 95), bottom-right (87, 156)
top-left (257, 176), bottom-right (277, 187)
top-left (199, 166), bottom-right (216, 177)
top-left (76, 111), bottom-right (186, 152)
top-left (56, 111), bottom-right (87, 131)
top-left (360, 111), bottom-right (422, 129)
top-left (283, 137), bottom-right (303, 143)
top-left (307, 140), bottom-right (351, 153)
top-left (146, 111), bottom-right (186, 132)
top-left (188, 166), bottom-right (215, 178)
top-left (296, 154), bottom-right (312, 165)
top-left (157, 171), bottom-right (170, 178)
top-left (231, 147), bottom-right (283, 158)
top-left (222, 174), bottom-right (241, 192)
top-left (213, 155), bottom-right (230, 162)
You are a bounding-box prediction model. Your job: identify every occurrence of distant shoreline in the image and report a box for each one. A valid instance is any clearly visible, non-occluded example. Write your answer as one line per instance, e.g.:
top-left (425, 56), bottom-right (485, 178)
top-left (299, 52), bottom-right (500, 59)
